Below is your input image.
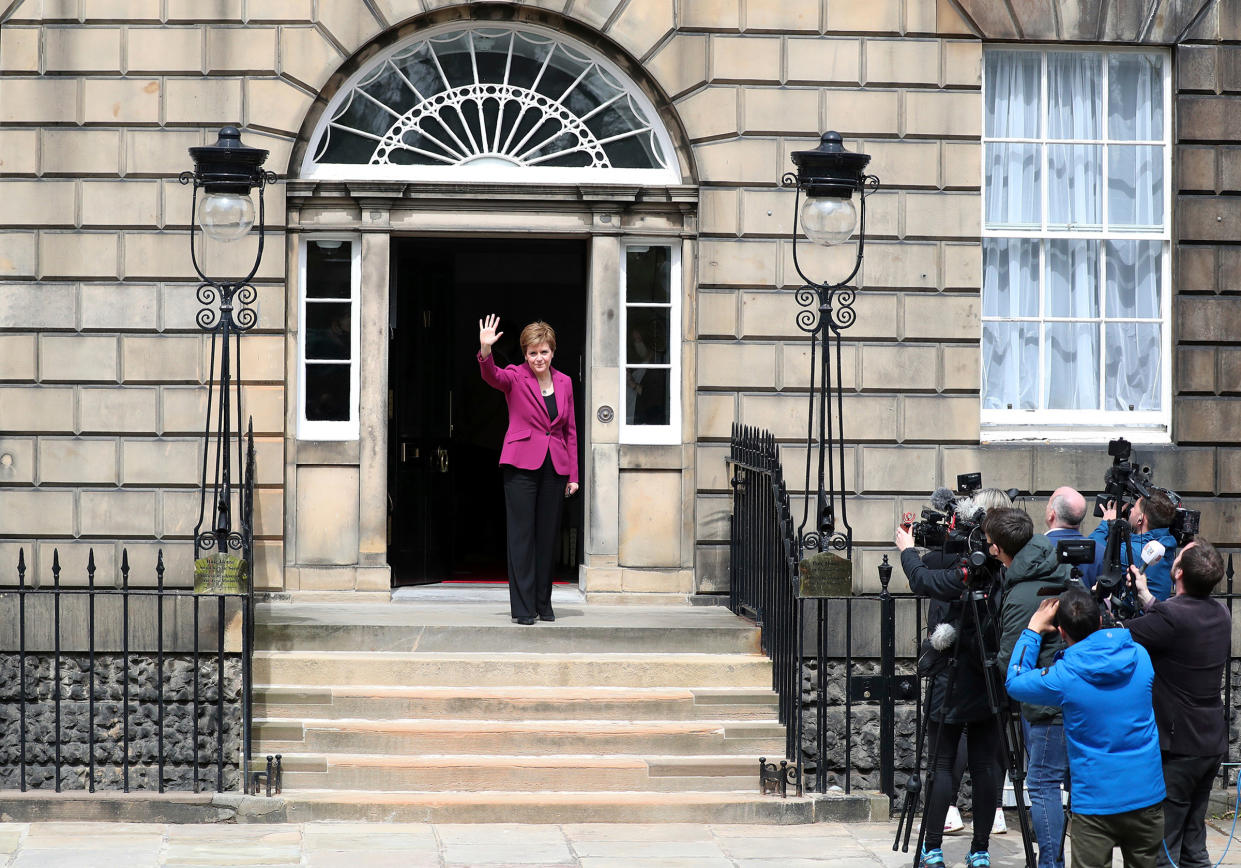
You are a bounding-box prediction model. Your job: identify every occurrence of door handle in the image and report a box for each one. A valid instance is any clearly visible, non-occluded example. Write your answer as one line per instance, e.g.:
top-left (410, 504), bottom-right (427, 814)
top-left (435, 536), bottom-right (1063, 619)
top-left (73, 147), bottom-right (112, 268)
top-left (435, 446), bottom-right (449, 473)
top-left (401, 442), bottom-right (407, 463)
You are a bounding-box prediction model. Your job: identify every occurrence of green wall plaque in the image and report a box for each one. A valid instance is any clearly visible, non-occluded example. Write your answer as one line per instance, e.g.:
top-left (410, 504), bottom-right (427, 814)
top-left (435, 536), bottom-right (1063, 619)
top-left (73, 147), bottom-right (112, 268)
top-left (798, 550), bottom-right (853, 597)
top-left (194, 552), bottom-right (248, 594)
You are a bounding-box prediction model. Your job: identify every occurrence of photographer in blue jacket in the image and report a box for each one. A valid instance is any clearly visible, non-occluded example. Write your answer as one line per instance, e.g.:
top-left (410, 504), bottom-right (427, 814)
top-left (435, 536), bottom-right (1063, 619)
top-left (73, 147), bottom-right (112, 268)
top-left (1006, 588), bottom-right (1164, 868)
top-left (1089, 491), bottom-right (1177, 601)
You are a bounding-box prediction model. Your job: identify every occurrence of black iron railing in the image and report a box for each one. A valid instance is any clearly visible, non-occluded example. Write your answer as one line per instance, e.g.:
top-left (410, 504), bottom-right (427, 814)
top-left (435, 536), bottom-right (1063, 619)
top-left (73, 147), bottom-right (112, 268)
top-left (1, 547), bottom-right (251, 794)
top-left (728, 423), bottom-right (927, 800)
top-left (1, 431), bottom-right (258, 795)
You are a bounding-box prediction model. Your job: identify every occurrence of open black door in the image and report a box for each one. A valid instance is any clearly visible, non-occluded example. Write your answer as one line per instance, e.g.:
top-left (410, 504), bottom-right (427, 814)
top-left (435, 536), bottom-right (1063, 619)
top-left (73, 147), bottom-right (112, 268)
top-left (388, 238), bottom-right (587, 586)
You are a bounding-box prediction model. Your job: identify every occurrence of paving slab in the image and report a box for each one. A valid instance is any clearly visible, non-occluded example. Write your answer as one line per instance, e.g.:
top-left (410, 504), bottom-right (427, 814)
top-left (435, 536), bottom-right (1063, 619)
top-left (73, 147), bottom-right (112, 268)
top-left (0, 818), bottom-right (1237, 866)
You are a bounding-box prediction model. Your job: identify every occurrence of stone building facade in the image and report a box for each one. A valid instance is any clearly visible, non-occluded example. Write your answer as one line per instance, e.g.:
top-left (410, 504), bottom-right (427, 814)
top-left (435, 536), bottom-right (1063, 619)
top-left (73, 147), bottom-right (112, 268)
top-left (0, 0), bottom-right (1237, 598)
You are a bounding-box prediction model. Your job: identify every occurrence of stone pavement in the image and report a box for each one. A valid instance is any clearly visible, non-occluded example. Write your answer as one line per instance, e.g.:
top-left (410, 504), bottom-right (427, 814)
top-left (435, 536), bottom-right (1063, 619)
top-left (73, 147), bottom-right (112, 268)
top-left (2, 819), bottom-right (1241, 867)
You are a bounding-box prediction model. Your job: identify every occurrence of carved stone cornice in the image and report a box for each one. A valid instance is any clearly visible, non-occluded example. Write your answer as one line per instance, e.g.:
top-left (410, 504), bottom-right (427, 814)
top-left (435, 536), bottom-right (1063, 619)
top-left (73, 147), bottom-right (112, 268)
top-left (943, 0), bottom-right (1218, 44)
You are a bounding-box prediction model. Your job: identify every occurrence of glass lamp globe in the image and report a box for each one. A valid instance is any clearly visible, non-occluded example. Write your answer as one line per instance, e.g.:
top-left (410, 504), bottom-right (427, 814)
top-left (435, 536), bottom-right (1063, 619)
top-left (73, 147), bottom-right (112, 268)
top-left (196, 191), bottom-right (256, 242)
top-left (799, 195), bottom-right (858, 246)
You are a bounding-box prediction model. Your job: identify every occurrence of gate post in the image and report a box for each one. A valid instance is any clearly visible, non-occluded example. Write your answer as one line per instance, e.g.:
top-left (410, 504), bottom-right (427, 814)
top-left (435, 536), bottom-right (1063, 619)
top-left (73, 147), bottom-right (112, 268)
top-left (878, 555), bottom-right (896, 801)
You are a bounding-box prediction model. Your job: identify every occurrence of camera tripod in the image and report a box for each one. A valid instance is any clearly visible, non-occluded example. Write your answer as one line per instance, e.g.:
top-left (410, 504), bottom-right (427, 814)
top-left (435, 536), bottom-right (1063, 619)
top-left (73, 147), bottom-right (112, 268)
top-left (894, 556), bottom-right (1037, 868)
top-left (1097, 516), bottom-right (1143, 619)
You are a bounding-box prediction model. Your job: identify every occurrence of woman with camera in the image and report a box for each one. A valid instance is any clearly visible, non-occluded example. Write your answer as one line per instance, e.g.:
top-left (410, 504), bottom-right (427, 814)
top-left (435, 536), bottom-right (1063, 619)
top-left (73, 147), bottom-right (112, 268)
top-left (895, 488), bottom-right (1012, 868)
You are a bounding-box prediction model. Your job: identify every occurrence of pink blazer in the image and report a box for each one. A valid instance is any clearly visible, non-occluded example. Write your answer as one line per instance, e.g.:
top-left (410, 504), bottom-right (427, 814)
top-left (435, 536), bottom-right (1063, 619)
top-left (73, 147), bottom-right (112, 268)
top-left (478, 352), bottom-right (579, 484)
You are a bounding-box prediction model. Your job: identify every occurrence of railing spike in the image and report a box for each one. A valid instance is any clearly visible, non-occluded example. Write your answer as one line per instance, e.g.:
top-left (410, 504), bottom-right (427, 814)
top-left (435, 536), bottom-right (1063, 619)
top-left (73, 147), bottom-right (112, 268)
top-left (87, 548), bottom-right (95, 572)
top-left (51, 549), bottom-right (61, 586)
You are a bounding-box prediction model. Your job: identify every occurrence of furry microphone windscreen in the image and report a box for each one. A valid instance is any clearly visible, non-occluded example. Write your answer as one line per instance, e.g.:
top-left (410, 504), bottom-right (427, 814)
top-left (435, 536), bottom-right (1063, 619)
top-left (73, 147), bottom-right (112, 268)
top-left (931, 621), bottom-right (958, 651)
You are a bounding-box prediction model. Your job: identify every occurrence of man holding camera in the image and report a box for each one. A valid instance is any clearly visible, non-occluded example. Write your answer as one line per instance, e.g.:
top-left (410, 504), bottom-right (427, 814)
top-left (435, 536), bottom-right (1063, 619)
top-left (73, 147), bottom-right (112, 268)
top-left (1007, 589), bottom-right (1165, 868)
top-left (987, 508), bottom-right (1073, 868)
top-left (1122, 539), bottom-right (1230, 868)
top-left (1090, 491), bottom-right (1178, 600)
top-left (1044, 487), bottom-right (1098, 588)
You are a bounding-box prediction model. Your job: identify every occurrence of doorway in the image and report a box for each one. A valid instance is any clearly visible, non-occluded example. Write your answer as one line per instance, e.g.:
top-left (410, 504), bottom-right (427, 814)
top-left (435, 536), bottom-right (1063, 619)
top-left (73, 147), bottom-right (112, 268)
top-left (387, 237), bottom-right (588, 586)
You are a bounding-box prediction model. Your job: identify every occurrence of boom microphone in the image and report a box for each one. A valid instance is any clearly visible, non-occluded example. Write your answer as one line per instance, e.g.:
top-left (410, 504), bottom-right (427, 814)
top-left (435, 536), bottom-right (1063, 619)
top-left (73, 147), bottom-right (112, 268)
top-left (929, 487), bottom-right (956, 513)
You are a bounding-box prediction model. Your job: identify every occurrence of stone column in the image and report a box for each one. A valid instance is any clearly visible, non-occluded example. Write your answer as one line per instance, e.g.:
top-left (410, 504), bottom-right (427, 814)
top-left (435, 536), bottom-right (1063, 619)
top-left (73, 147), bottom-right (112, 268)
top-left (356, 201), bottom-right (393, 591)
top-left (583, 224), bottom-right (622, 592)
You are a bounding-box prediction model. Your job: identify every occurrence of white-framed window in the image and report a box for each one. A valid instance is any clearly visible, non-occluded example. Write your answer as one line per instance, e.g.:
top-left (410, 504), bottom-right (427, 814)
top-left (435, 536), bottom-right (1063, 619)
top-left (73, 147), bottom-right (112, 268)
top-left (297, 236), bottom-right (361, 440)
top-left (981, 47), bottom-right (1172, 443)
top-left (619, 241), bottom-right (681, 445)
top-left (301, 21), bottom-right (679, 186)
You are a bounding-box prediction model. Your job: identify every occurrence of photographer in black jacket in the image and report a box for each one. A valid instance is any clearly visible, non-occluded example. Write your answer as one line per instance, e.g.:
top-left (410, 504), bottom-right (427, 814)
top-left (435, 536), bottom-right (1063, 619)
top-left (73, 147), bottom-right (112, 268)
top-left (897, 492), bottom-right (1008, 868)
top-left (1123, 539), bottom-right (1230, 868)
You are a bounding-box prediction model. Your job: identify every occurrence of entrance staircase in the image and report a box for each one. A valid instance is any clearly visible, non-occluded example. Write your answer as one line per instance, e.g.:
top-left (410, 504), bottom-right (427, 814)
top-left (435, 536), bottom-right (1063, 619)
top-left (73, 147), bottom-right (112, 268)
top-left (251, 592), bottom-right (874, 823)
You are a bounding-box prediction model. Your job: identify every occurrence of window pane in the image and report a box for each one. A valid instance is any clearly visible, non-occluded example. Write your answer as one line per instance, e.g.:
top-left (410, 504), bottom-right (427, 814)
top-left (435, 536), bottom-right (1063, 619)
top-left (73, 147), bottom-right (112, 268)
top-left (1105, 240), bottom-right (1161, 319)
top-left (1047, 144), bottom-right (1102, 230)
top-left (1108, 144), bottom-right (1163, 229)
top-left (985, 51), bottom-right (1040, 138)
top-left (625, 367), bottom-right (669, 425)
top-left (626, 246), bottom-right (671, 303)
top-left (984, 143), bottom-right (1041, 228)
top-left (1047, 52), bottom-right (1102, 139)
top-left (627, 308), bottom-right (670, 362)
top-left (1109, 53), bottom-right (1163, 141)
top-left (306, 241), bottom-right (352, 298)
top-left (1044, 323), bottom-right (1099, 410)
top-left (306, 303), bottom-right (351, 361)
top-left (305, 363), bottom-right (351, 421)
top-left (982, 322), bottom-right (1038, 410)
top-left (983, 239), bottom-right (1038, 318)
top-left (1046, 240), bottom-right (1099, 317)
top-left (1105, 323), bottom-right (1161, 411)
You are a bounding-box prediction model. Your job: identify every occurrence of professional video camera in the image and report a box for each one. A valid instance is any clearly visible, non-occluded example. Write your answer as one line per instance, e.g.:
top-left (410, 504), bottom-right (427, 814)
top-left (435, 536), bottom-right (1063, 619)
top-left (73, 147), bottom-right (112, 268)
top-left (1092, 437), bottom-right (1200, 547)
top-left (905, 473), bottom-right (1021, 559)
top-left (906, 473), bottom-right (983, 553)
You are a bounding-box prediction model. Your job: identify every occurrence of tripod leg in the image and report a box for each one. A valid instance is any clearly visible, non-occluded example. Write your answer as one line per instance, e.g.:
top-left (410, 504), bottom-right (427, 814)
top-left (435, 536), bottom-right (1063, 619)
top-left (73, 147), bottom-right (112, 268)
top-left (895, 673), bottom-right (936, 852)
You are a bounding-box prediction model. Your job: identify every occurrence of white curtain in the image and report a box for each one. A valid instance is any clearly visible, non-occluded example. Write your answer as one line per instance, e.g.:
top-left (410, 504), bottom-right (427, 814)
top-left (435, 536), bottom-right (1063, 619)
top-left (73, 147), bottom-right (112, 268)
top-left (1108, 54), bottom-right (1163, 229)
top-left (1103, 240), bottom-right (1162, 410)
top-left (1044, 240), bottom-right (1100, 409)
top-left (985, 52), bottom-right (1041, 229)
top-left (984, 49), bottom-right (1165, 415)
top-left (1047, 53), bottom-right (1102, 230)
top-left (982, 239), bottom-right (1039, 409)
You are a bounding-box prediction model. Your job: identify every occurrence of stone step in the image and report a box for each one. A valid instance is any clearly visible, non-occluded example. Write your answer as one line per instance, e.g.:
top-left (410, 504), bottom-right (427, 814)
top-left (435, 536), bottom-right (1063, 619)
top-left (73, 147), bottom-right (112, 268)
top-left (255, 753), bottom-right (773, 793)
top-left (254, 601), bottom-right (760, 655)
top-left (256, 622), bottom-right (760, 655)
top-left (277, 789), bottom-right (883, 824)
top-left (253, 686), bottom-right (780, 721)
top-left (253, 651), bottom-right (775, 689)
top-left (253, 718), bottom-right (787, 757)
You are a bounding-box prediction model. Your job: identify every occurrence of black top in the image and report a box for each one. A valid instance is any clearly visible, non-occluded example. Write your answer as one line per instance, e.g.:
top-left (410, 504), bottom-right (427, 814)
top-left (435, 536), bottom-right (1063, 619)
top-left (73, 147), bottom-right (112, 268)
top-left (1124, 594), bottom-right (1231, 756)
top-left (543, 391), bottom-right (558, 423)
top-left (901, 548), bottom-right (993, 724)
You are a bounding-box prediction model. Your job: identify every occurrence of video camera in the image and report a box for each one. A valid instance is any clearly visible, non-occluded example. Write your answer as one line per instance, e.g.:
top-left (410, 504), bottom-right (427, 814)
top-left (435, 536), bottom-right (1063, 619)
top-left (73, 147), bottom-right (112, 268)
top-left (906, 473), bottom-right (986, 554)
top-left (1092, 437), bottom-right (1200, 547)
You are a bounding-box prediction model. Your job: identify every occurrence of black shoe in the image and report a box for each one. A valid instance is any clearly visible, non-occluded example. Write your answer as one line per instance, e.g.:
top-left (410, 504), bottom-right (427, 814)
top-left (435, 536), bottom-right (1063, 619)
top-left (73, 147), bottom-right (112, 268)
top-left (538, 611), bottom-right (555, 622)
top-left (516, 616), bottom-right (536, 625)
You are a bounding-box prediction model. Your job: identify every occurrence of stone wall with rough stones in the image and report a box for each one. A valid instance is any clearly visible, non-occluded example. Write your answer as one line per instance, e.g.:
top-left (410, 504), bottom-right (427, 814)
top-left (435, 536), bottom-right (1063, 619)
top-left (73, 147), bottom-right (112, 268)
top-left (0, 653), bottom-right (243, 792)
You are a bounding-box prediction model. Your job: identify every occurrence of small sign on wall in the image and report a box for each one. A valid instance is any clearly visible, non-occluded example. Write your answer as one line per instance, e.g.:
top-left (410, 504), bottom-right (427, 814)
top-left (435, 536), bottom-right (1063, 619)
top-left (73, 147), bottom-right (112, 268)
top-left (194, 552), bottom-right (248, 594)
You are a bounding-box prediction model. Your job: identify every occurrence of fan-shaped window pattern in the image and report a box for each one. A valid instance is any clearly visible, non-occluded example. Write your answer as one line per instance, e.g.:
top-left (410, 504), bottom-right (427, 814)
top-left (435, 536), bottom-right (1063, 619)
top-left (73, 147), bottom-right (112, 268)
top-left (304, 24), bottom-right (678, 183)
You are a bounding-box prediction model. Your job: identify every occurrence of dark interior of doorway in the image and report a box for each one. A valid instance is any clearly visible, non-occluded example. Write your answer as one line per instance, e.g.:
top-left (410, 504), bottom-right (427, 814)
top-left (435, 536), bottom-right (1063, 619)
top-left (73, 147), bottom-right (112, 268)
top-left (388, 237), bottom-right (588, 587)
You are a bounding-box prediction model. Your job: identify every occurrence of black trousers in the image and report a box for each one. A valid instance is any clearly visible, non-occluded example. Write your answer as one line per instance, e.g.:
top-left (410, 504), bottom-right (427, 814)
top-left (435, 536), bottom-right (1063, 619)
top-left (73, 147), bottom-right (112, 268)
top-left (1156, 752), bottom-right (1223, 868)
top-left (923, 718), bottom-right (1001, 854)
top-left (502, 454), bottom-right (566, 619)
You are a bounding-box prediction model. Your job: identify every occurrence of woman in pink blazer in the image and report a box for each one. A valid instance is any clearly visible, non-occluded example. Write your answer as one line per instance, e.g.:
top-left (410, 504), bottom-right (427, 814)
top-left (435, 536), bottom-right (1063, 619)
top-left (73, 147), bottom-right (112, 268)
top-left (478, 315), bottom-right (579, 625)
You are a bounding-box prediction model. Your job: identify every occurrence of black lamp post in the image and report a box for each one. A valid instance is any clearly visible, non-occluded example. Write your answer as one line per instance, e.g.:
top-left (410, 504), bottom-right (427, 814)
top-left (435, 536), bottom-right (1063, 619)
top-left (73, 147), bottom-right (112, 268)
top-left (180, 126), bottom-right (276, 569)
top-left (782, 131), bottom-right (879, 573)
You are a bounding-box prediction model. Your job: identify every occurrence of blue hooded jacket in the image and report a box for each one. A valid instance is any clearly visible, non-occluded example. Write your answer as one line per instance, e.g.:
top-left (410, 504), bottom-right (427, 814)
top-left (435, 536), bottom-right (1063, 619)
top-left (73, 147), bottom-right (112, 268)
top-left (1088, 522), bottom-right (1177, 601)
top-left (1006, 626), bottom-right (1164, 816)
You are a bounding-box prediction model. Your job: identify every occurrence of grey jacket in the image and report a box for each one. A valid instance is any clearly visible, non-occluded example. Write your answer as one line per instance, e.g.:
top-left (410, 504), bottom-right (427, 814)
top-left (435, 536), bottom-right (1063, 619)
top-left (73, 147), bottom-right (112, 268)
top-left (998, 534), bottom-right (1073, 723)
